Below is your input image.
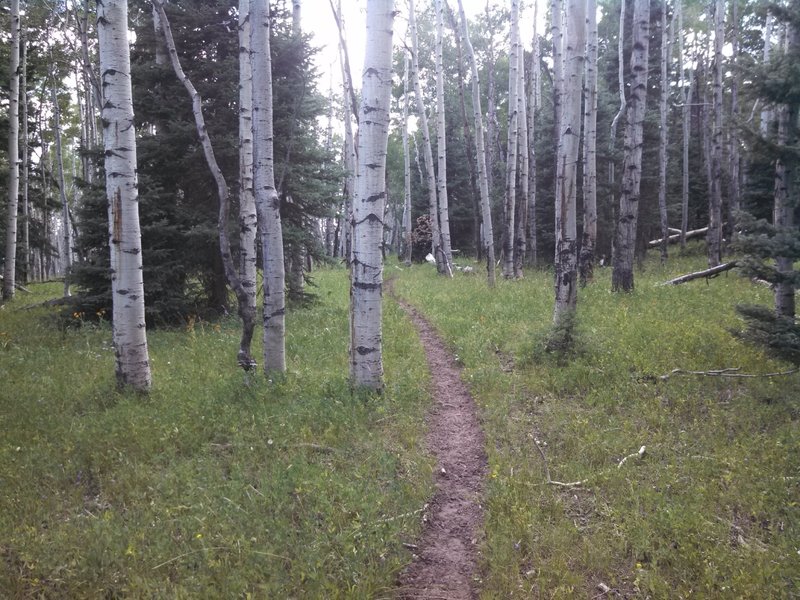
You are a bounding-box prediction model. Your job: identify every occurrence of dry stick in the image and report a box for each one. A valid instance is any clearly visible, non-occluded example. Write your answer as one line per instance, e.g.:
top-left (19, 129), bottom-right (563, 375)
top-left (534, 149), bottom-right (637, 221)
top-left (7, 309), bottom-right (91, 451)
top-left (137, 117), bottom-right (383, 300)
top-left (660, 367), bottom-right (799, 381)
top-left (534, 439), bottom-right (646, 488)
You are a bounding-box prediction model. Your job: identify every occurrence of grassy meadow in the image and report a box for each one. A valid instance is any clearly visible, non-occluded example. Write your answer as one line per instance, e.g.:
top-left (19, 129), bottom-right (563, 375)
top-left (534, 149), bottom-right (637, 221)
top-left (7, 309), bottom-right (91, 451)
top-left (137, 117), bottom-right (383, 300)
top-left (1, 248), bottom-right (799, 598)
top-left (394, 247), bottom-right (800, 598)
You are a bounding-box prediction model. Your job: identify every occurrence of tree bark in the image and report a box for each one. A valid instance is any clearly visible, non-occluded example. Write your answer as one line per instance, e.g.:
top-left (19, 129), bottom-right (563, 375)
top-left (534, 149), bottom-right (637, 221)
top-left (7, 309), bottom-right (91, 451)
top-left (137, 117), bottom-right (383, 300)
top-left (434, 0), bottom-right (454, 270)
top-left (678, 0), bottom-right (692, 249)
top-left (98, 0), bottom-right (152, 391)
top-left (238, 0), bottom-right (258, 349)
top-left (514, 47), bottom-right (528, 279)
top-left (708, 0), bottom-right (724, 267)
top-left (727, 0), bottom-right (740, 239)
top-left (663, 261), bottom-right (738, 285)
top-left (252, 0), bottom-right (287, 374)
top-left (580, 0), bottom-right (598, 284)
top-left (611, 0), bottom-right (650, 292)
top-left (527, 0), bottom-right (539, 267)
top-left (502, 0), bottom-right (521, 278)
top-left (553, 0), bottom-right (585, 327)
top-left (3, 0), bottom-right (20, 301)
top-left (402, 51), bottom-right (413, 267)
top-left (773, 22), bottom-right (798, 319)
top-left (457, 0), bottom-right (495, 286)
top-left (409, 0), bottom-right (448, 276)
top-left (349, 0), bottom-right (395, 390)
top-left (52, 84), bottom-right (72, 297)
top-left (21, 22), bottom-right (30, 284)
top-left (608, 0), bottom-right (627, 198)
top-left (657, 0), bottom-right (672, 264)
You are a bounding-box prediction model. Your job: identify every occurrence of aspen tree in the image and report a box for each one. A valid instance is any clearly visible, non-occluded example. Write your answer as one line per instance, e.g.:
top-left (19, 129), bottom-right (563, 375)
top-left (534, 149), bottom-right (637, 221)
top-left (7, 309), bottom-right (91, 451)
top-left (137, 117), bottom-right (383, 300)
top-left (611, 0), bottom-right (650, 292)
top-left (502, 0), bottom-right (521, 279)
top-left (580, 0), bottom-right (598, 284)
top-left (677, 0), bottom-right (692, 248)
top-left (514, 47), bottom-right (528, 279)
top-left (98, 0), bottom-right (152, 391)
top-left (409, 0), bottom-right (448, 275)
top-left (527, 0), bottom-right (539, 266)
top-left (238, 0), bottom-right (258, 352)
top-left (434, 0), bottom-right (454, 270)
top-left (3, 0), bottom-right (21, 301)
top-left (51, 83), bottom-right (72, 297)
top-left (252, 0), bottom-right (287, 373)
top-left (708, 0), bottom-right (724, 267)
top-left (456, 0), bottom-right (495, 286)
top-left (402, 51), bottom-right (413, 267)
top-left (552, 0), bottom-right (585, 331)
top-left (349, 0), bottom-right (395, 390)
top-left (657, 0), bottom-right (672, 263)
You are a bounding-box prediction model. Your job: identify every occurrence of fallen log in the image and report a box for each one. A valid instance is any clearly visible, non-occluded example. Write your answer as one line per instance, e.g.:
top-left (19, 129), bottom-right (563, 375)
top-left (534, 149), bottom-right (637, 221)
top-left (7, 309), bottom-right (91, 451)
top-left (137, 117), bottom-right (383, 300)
top-left (662, 261), bottom-right (739, 285)
top-left (648, 226), bottom-right (709, 248)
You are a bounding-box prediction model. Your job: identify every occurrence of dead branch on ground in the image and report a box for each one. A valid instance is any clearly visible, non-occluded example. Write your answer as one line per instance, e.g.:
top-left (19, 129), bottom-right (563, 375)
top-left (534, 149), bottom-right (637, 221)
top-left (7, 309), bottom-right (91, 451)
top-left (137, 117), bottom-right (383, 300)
top-left (660, 367), bottom-right (798, 380)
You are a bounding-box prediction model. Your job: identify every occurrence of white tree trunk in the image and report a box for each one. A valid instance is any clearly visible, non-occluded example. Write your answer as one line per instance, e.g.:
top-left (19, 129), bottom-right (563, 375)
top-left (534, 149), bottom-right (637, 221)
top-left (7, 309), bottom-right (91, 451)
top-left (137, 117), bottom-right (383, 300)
top-left (707, 0), bottom-right (724, 267)
top-left (678, 0), bottom-right (692, 248)
top-left (98, 0), bottom-right (152, 391)
top-left (21, 23), bottom-right (30, 284)
top-left (527, 0), bottom-right (539, 267)
top-left (402, 51), bottom-right (413, 266)
top-left (760, 12), bottom-right (774, 137)
top-left (409, 0), bottom-right (448, 275)
top-left (608, 0), bottom-right (626, 196)
top-left (728, 0), bottom-right (740, 234)
top-left (611, 0), bottom-right (650, 292)
top-left (657, 0), bottom-right (672, 263)
top-left (553, 0), bottom-right (585, 326)
top-left (514, 47), bottom-right (528, 279)
top-left (251, 0), bottom-right (286, 373)
top-left (502, 0), bottom-right (521, 278)
top-left (238, 0), bottom-right (258, 356)
top-left (434, 0), bottom-right (453, 270)
top-left (580, 0), bottom-right (598, 284)
top-left (457, 0), bottom-right (495, 286)
top-left (349, 0), bottom-right (395, 390)
top-left (52, 84), bottom-right (72, 297)
top-left (3, 0), bottom-right (20, 301)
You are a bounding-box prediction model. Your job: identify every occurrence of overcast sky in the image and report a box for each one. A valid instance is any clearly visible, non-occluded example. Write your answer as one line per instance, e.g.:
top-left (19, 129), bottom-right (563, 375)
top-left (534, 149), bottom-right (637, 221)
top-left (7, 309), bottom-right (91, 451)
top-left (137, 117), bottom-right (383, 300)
top-left (302, 1), bottom-right (543, 97)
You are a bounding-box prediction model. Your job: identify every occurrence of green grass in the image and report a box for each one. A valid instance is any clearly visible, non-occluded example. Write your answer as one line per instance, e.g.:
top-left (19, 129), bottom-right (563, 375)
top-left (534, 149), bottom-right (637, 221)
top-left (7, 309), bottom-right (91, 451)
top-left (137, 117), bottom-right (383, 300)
top-left (393, 248), bottom-right (800, 599)
top-left (3, 251), bottom-right (799, 598)
top-left (0, 270), bottom-right (433, 598)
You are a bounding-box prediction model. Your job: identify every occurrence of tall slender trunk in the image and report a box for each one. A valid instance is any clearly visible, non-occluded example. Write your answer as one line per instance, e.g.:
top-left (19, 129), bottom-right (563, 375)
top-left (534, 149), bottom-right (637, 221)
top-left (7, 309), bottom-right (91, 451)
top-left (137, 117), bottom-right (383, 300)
top-left (448, 6), bottom-right (481, 261)
top-left (434, 0), bottom-right (453, 270)
top-left (486, 16), bottom-right (498, 208)
top-left (402, 51), bottom-right (413, 267)
top-left (552, 0), bottom-right (585, 328)
top-left (657, 0), bottom-right (672, 263)
top-left (708, 0), bottom-right (724, 267)
top-left (52, 84), bottom-right (72, 297)
top-left (608, 0), bottom-right (626, 200)
top-left (21, 22), bottom-right (30, 284)
top-left (514, 47), bottom-right (528, 278)
top-left (98, 0), bottom-right (152, 391)
top-left (679, 0), bottom-right (692, 248)
top-left (527, 0), bottom-right (539, 267)
top-left (409, 0), bottom-right (448, 275)
top-left (239, 0), bottom-right (258, 341)
top-left (773, 23), bottom-right (798, 319)
top-left (252, 0), bottom-right (286, 374)
top-left (154, 0), bottom-right (257, 370)
top-left (550, 0), bottom-right (563, 234)
top-left (292, 0), bottom-right (301, 35)
top-left (502, 0), bottom-right (521, 278)
top-left (3, 0), bottom-right (21, 301)
top-left (457, 0), bottom-right (496, 286)
top-left (760, 12), bottom-right (774, 137)
top-left (580, 0), bottom-right (598, 283)
top-left (611, 0), bottom-right (650, 292)
top-left (349, 0), bottom-right (395, 390)
top-left (340, 57), bottom-right (356, 264)
top-left (728, 0), bottom-right (740, 237)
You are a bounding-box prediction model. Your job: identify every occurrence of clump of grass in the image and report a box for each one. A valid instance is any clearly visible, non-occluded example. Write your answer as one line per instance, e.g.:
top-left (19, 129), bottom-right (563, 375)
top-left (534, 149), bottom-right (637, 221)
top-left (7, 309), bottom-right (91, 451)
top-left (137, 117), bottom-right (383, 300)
top-left (394, 251), bottom-right (799, 598)
top-left (0, 269), bottom-right (433, 597)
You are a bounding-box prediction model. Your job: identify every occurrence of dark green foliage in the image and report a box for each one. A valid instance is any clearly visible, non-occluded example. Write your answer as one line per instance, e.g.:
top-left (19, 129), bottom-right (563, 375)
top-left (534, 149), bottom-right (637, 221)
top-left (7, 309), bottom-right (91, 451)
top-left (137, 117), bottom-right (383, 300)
top-left (732, 304), bottom-right (800, 365)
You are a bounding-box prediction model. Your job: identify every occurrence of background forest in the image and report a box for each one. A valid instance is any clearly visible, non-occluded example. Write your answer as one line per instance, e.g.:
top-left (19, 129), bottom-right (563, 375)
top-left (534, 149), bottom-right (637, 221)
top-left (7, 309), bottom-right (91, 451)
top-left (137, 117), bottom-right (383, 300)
top-left (1, 0), bottom-right (799, 597)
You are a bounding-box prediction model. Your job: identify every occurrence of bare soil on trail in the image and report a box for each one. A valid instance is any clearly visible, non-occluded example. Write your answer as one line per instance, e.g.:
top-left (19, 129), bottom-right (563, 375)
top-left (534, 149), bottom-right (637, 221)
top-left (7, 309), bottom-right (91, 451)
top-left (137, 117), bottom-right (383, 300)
top-left (394, 297), bottom-right (487, 600)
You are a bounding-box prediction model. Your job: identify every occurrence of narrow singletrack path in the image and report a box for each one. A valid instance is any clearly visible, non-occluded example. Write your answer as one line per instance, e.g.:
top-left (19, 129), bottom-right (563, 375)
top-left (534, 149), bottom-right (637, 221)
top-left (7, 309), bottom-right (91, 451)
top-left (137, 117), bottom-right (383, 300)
top-left (394, 296), bottom-right (487, 599)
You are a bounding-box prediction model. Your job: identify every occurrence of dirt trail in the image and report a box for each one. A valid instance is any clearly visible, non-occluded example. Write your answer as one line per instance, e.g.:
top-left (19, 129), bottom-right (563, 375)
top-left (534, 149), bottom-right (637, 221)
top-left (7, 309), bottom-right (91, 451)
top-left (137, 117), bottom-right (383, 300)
top-left (394, 297), bottom-right (487, 600)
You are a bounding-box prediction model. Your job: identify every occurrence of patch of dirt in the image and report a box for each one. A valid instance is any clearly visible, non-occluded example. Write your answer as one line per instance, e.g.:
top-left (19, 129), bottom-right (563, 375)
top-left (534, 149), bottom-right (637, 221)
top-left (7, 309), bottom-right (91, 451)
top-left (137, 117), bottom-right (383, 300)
top-left (394, 297), bottom-right (488, 599)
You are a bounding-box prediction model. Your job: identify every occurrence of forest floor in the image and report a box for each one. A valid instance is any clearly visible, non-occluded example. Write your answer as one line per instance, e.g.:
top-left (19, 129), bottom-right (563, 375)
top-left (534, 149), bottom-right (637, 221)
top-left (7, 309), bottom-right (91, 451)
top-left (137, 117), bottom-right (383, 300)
top-left (393, 294), bottom-right (487, 599)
